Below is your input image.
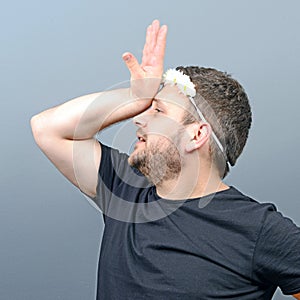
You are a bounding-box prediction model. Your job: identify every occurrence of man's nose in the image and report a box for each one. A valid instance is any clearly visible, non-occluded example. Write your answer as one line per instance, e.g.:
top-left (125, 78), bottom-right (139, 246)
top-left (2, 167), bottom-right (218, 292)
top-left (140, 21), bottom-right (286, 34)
top-left (133, 110), bottom-right (148, 128)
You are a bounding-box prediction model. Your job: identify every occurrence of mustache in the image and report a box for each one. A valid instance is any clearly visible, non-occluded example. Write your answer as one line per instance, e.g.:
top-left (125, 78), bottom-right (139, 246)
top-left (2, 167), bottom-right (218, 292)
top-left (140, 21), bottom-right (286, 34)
top-left (136, 129), bottom-right (147, 139)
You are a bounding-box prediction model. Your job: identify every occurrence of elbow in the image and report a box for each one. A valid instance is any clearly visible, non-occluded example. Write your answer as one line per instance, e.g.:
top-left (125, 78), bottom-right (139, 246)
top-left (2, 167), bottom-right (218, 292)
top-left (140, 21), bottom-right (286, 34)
top-left (30, 113), bottom-right (48, 147)
top-left (30, 114), bottom-right (39, 133)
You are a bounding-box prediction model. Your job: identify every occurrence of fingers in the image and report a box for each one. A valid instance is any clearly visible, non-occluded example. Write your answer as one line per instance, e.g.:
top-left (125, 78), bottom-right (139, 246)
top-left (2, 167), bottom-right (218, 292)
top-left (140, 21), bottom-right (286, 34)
top-left (151, 19), bottom-right (160, 50)
top-left (123, 20), bottom-right (167, 80)
top-left (142, 19), bottom-right (162, 67)
top-left (154, 25), bottom-right (168, 64)
top-left (142, 22), bottom-right (154, 66)
top-left (122, 52), bottom-right (144, 79)
top-left (147, 20), bottom-right (160, 52)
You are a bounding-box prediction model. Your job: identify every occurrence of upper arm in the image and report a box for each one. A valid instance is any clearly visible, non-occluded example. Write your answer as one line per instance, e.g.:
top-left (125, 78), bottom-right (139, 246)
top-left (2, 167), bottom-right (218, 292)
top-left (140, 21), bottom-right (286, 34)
top-left (251, 209), bottom-right (300, 295)
top-left (31, 115), bottom-right (101, 198)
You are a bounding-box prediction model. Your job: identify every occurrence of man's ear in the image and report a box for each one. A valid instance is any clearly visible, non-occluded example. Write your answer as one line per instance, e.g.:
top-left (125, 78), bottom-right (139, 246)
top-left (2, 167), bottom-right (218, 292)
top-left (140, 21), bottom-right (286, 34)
top-left (185, 122), bottom-right (212, 153)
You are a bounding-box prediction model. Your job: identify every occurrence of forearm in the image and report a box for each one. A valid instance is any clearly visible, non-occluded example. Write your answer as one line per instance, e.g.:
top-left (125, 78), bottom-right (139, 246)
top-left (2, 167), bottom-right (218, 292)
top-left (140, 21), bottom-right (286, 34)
top-left (29, 20), bottom-right (166, 198)
top-left (31, 88), bottom-right (151, 141)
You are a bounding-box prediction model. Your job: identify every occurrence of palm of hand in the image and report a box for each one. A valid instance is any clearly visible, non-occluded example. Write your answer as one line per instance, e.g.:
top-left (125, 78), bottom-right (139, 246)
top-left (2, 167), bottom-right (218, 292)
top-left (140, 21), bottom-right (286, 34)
top-left (123, 20), bottom-right (167, 99)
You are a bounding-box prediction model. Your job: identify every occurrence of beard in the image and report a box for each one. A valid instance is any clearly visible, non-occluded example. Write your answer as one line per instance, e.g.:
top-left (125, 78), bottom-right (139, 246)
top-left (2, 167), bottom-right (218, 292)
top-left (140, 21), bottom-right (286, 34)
top-left (128, 137), bottom-right (182, 186)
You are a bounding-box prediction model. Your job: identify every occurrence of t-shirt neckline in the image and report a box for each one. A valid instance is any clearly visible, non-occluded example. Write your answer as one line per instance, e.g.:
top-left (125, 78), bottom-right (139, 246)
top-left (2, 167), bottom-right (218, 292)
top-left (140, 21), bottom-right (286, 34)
top-left (152, 185), bottom-right (235, 203)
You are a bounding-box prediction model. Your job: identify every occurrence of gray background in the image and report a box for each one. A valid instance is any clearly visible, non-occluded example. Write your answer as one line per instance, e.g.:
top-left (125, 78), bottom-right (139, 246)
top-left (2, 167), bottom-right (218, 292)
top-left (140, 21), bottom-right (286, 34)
top-left (1, 0), bottom-right (299, 299)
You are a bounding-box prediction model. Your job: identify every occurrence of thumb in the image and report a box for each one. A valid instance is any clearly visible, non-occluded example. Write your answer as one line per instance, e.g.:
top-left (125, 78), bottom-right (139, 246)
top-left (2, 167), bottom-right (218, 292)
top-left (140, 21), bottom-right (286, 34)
top-left (122, 52), bottom-right (144, 79)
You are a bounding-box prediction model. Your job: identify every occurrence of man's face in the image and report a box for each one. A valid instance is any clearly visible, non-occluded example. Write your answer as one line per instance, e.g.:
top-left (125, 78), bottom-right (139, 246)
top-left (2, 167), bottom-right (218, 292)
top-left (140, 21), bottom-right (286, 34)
top-left (128, 85), bottom-right (191, 185)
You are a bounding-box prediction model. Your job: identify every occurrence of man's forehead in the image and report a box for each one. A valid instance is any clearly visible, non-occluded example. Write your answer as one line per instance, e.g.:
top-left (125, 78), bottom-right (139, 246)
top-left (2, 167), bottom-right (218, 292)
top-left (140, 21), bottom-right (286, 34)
top-left (154, 84), bottom-right (190, 108)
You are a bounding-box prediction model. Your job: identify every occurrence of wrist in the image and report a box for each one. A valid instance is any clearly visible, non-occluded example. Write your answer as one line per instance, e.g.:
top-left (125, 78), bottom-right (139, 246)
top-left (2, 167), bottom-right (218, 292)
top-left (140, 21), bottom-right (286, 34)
top-left (130, 77), bottom-right (161, 101)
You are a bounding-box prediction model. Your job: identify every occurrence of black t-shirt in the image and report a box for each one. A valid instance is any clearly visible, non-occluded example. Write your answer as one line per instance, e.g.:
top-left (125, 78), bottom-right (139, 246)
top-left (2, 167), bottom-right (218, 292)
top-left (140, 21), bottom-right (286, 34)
top-left (92, 144), bottom-right (300, 299)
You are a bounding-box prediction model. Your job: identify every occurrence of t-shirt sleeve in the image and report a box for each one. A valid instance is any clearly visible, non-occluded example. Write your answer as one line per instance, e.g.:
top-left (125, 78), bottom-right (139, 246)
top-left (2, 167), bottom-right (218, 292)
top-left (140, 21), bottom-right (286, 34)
top-left (91, 142), bottom-right (151, 219)
top-left (91, 143), bottom-right (129, 213)
top-left (252, 207), bottom-right (300, 295)
top-left (98, 143), bottom-right (130, 191)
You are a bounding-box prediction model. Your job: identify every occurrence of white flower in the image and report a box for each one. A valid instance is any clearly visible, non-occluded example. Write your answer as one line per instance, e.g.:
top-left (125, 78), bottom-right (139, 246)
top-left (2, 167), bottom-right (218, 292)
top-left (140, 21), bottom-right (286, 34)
top-left (162, 69), bottom-right (196, 97)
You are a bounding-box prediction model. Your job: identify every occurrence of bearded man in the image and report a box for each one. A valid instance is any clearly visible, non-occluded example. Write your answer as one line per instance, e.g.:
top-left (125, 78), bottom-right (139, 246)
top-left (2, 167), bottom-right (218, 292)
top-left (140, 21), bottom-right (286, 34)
top-left (31, 20), bottom-right (300, 299)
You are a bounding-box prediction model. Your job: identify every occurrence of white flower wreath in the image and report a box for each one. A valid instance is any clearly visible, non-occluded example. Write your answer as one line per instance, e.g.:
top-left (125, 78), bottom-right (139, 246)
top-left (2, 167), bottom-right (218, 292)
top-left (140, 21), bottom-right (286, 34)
top-left (162, 69), bottom-right (196, 97)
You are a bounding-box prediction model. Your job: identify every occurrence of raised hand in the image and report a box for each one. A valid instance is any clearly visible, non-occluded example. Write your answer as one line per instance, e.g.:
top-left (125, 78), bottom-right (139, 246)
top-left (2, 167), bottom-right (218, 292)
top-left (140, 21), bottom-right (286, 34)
top-left (122, 19), bottom-right (168, 99)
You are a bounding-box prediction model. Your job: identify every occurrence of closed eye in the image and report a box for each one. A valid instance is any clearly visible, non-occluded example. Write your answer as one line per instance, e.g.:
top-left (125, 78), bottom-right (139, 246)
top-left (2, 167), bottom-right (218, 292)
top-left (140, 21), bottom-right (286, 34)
top-left (151, 99), bottom-right (166, 113)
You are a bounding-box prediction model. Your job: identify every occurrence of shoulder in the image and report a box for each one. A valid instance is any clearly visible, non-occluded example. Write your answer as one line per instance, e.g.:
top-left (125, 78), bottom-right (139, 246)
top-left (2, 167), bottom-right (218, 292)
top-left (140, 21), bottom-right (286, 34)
top-left (228, 187), bottom-right (299, 230)
top-left (97, 142), bottom-right (152, 195)
top-left (100, 143), bottom-right (129, 166)
top-left (211, 186), bottom-right (277, 220)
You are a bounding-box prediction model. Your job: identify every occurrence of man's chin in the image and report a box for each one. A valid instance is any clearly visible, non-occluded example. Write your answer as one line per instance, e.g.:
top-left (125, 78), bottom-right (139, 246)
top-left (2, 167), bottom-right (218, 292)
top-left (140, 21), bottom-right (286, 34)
top-left (128, 150), bottom-right (135, 165)
top-left (128, 155), bottom-right (134, 167)
top-left (128, 151), bottom-right (141, 168)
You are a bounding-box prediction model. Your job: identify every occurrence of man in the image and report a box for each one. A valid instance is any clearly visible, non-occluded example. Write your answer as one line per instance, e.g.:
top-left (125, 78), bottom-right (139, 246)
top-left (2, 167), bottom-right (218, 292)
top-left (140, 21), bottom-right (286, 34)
top-left (31, 20), bottom-right (300, 299)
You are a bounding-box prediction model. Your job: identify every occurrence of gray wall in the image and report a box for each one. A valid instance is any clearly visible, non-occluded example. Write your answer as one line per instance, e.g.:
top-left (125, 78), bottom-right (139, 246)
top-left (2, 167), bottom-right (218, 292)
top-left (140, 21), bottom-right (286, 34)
top-left (1, 0), bottom-right (299, 299)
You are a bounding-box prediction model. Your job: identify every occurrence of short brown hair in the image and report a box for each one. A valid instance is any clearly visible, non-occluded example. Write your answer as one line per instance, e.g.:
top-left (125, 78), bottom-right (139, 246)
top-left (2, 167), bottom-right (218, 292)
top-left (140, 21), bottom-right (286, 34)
top-left (177, 66), bottom-right (252, 178)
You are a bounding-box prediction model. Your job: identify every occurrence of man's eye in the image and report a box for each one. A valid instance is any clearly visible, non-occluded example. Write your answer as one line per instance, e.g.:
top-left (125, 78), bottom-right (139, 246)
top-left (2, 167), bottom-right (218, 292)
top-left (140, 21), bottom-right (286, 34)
top-left (154, 108), bottom-right (162, 113)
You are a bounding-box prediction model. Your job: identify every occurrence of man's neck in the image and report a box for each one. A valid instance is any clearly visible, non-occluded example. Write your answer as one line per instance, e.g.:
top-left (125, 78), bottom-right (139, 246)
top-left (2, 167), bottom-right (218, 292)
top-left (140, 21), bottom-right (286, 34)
top-left (155, 164), bottom-right (229, 200)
